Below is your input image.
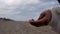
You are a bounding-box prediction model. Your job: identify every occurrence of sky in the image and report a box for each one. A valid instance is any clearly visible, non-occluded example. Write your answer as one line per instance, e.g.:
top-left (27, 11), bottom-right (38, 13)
top-left (0, 0), bottom-right (59, 21)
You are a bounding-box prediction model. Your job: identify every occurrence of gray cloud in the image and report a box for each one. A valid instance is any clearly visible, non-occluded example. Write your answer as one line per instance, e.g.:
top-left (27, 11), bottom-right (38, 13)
top-left (0, 0), bottom-right (58, 21)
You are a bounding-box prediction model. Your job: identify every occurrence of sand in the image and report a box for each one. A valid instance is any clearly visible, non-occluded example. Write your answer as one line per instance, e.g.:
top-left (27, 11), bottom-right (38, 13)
top-left (0, 20), bottom-right (59, 34)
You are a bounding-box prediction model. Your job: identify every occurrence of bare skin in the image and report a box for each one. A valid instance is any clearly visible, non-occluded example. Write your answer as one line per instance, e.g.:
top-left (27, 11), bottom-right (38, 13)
top-left (29, 10), bottom-right (52, 27)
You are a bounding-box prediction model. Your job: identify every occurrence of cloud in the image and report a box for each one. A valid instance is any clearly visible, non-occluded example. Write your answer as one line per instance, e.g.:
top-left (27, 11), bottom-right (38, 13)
top-left (0, 0), bottom-right (58, 21)
top-left (0, 11), bottom-right (21, 15)
top-left (40, 0), bottom-right (57, 2)
top-left (4, 0), bottom-right (40, 5)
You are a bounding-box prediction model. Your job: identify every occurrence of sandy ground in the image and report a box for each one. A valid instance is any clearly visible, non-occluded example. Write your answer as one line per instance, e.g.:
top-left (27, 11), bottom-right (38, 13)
top-left (0, 20), bottom-right (59, 34)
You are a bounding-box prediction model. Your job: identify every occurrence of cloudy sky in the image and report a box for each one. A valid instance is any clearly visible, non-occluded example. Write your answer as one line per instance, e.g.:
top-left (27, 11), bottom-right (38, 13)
top-left (0, 0), bottom-right (59, 21)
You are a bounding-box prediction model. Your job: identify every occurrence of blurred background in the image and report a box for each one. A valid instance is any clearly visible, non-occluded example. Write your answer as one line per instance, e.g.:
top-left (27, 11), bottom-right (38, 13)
top-left (0, 0), bottom-right (59, 21)
top-left (0, 0), bottom-right (59, 34)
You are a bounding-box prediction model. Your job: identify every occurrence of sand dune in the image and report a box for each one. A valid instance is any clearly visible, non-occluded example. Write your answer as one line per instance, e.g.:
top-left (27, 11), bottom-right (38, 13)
top-left (0, 20), bottom-right (59, 34)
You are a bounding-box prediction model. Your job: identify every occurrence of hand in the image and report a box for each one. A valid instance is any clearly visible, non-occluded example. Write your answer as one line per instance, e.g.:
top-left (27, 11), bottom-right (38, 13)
top-left (29, 19), bottom-right (35, 24)
top-left (29, 10), bottom-right (52, 27)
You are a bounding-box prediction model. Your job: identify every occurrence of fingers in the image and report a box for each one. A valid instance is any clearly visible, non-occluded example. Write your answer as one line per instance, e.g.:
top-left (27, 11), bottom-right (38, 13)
top-left (31, 19), bottom-right (34, 21)
top-left (29, 20), bottom-right (40, 27)
top-left (29, 19), bottom-right (35, 24)
top-left (29, 10), bottom-right (52, 27)
top-left (29, 19), bottom-right (34, 21)
top-left (29, 19), bottom-right (39, 27)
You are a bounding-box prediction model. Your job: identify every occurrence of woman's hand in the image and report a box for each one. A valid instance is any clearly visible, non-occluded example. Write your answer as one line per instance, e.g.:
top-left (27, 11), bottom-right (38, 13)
top-left (29, 10), bottom-right (52, 27)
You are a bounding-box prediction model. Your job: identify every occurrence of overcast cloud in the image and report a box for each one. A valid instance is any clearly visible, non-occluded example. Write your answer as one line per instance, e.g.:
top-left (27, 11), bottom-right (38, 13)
top-left (0, 0), bottom-right (59, 21)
